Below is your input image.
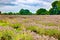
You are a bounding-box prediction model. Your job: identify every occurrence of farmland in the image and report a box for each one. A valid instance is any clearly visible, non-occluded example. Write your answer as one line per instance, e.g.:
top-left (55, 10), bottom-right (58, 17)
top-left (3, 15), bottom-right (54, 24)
top-left (0, 15), bottom-right (60, 40)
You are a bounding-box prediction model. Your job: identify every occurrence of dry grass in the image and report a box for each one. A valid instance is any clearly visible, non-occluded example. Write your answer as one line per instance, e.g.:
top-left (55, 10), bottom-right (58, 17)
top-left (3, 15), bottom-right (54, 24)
top-left (0, 15), bottom-right (60, 40)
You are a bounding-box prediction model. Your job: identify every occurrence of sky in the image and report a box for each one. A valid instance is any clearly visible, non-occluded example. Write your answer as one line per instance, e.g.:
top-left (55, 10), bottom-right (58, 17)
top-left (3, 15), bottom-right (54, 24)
top-left (0, 0), bottom-right (56, 13)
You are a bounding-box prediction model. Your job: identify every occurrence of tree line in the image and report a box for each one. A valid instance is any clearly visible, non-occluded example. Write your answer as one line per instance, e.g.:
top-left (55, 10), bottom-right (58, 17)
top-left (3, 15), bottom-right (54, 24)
top-left (0, 1), bottom-right (60, 15)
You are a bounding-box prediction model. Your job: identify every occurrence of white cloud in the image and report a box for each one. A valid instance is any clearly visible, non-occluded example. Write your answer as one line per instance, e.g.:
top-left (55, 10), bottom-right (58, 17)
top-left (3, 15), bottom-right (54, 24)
top-left (0, 0), bottom-right (55, 13)
top-left (13, 0), bottom-right (51, 5)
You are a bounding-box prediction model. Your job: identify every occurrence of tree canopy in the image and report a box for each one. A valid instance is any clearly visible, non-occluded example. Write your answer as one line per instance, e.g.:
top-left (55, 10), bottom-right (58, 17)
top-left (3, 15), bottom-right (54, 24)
top-left (36, 8), bottom-right (48, 15)
top-left (0, 11), bottom-right (1, 14)
top-left (49, 1), bottom-right (60, 15)
top-left (19, 9), bottom-right (32, 15)
top-left (0, 1), bottom-right (60, 15)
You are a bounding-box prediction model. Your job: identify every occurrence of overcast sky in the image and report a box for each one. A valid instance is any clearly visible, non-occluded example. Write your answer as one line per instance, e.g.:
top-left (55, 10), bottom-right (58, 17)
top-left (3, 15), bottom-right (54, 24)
top-left (0, 0), bottom-right (56, 13)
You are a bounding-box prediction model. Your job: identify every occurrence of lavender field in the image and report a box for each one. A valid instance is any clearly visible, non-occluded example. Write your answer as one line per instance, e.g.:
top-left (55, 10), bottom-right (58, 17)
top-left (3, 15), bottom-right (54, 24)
top-left (0, 15), bottom-right (60, 40)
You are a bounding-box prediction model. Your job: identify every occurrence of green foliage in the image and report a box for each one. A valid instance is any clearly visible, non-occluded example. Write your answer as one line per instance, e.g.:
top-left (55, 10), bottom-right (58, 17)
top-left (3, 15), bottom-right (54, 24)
top-left (36, 8), bottom-right (48, 15)
top-left (26, 25), bottom-right (60, 39)
top-left (3, 13), bottom-right (8, 15)
top-left (45, 29), bottom-right (59, 36)
top-left (49, 8), bottom-right (58, 15)
top-left (10, 23), bottom-right (20, 29)
top-left (26, 26), bottom-right (45, 35)
top-left (19, 9), bottom-right (32, 15)
top-left (16, 31), bottom-right (33, 40)
top-left (9, 23), bottom-right (23, 32)
top-left (51, 0), bottom-right (60, 10)
top-left (2, 12), bottom-right (16, 15)
top-left (55, 1), bottom-right (60, 10)
top-left (0, 27), bottom-right (16, 40)
top-left (49, 1), bottom-right (60, 15)
top-left (52, 1), bottom-right (58, 7)
top-left (15, 13), bottom-right (20, 15)
top-left (45, 29), bottom-right (60, 40)
top-left (0, 20), bottom-right (9, 26)
top-left (0, 21), bottom-right (60, 40)
top-left (0, 1), bottom-right (60, 15)
top-left (8, 12), bottom-right (14, 15)
top-left (0, 11), bottom-right (1, 14)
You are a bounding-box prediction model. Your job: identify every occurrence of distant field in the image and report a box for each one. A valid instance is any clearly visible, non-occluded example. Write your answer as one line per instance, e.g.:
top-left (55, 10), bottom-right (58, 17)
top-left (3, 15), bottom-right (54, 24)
top-left (0, 15), bottom-right (60, 40)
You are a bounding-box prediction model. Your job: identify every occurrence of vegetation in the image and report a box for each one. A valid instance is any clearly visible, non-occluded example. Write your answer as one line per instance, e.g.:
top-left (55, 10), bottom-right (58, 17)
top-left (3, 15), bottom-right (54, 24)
top-left (0, 1), bottom-right (60, 40)
top-left (26, 26), bottom-right (45, 35)
top-left (36, 8), bottom-right (48, 15)
top-left (0, 11), bottom-right (1, 14)
top-left (19, 9), bottom-right (32, 15)
top-left (49, 1), bottom-right (60, 15)
top-left (0, 15), bottom-right (60, 40)
top-left (0, 1), bottom-right (60, 15)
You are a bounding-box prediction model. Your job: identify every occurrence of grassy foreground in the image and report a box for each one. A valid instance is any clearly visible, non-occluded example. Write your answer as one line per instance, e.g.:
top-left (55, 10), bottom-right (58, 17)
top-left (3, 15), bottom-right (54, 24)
top-left (0, 15), bottom-right (60, 40)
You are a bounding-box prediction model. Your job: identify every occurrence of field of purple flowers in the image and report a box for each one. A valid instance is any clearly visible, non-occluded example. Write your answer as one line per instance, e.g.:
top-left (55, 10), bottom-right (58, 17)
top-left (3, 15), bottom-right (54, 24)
top-left (0, 15), bottom-right (60, 40)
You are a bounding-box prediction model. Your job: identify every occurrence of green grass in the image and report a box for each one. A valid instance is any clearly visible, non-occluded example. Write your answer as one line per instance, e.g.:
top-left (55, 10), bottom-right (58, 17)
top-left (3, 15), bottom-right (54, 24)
top-left (18, 32), bottom-right (33, 40)
top-left (0, 27), bottom-right (16, 40)
top-left (26, 26), bottom-right (46, 35)
top-left (0, 20), bottom-right (60, 40)
top-left (45, 29), bottom-right (60, 40)
top-left (0, 20), bottom-right (9, 26)
top-left (26, 25), bottom-right (60, 40)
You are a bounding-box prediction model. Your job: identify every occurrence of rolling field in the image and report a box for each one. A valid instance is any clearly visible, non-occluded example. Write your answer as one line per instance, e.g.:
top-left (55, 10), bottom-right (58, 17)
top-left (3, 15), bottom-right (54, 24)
top-left (0, 15), bottom-right (60, 40)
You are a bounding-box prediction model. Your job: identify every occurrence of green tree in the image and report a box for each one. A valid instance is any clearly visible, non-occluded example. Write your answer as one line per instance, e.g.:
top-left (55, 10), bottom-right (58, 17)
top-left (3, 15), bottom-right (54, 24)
top-left (52, 1), bottom-right (60, 10)
top-left (36, 8), bottom-right (48, 15)
top-left (19, 9), bottom-right (24, 15)
top-left (49, 8), bottom-right (58, 15)
top-left (3, 13), bottom-right (8, 15)
top-left (49, 1), bottom-right (60, 15)
top-left (52, 1), bottom-right (58, 8)
top-left (0, 11), bottom-right (1, 14)
top-left (8, 12), bottom-right (13, 15)
top-left (19, 9), bottom-right (32, 15)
